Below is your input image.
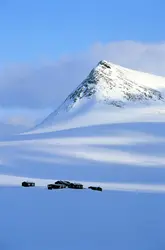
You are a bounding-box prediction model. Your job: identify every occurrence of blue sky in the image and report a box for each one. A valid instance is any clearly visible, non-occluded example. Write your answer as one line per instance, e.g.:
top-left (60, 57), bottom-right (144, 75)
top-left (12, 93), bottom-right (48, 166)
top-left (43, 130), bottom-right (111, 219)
top-left (0, 0), bottom-right (165, 63)
top-left (0, 0), bottom-right (165, 128)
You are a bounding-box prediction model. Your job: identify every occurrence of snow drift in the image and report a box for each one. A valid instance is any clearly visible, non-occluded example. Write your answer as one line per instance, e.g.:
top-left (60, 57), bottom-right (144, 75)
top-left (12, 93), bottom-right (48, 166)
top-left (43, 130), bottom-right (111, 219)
top-left (1, 60), bottom-right (165, 249)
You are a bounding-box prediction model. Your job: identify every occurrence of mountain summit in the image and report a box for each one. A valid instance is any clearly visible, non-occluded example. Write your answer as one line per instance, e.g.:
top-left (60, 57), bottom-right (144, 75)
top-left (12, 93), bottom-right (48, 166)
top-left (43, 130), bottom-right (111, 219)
top-left (67, 59), bottom-right (164, 106)
top-left (33, 60), bottom-right (165, 131)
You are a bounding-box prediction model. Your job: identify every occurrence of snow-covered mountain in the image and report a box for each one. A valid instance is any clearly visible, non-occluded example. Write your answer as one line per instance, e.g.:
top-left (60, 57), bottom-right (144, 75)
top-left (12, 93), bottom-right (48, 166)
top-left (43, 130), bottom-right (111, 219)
top-left (64, 60), bottom-right (165, 106)
top-left (1, 60), bottom-right (165, 249)
top-left (29, 60), bottom-right (165, 134)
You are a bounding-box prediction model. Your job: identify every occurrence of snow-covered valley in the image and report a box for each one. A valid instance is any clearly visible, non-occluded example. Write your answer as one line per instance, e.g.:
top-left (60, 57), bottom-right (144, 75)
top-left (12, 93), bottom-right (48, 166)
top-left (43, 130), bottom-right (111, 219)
top-left (1, 60), bottom-right (165, 249)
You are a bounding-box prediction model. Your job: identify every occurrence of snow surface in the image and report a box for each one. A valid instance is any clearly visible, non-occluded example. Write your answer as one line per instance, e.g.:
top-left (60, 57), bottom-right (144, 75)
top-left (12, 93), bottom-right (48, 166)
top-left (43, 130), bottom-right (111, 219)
top-left (25, 60), bottom-right (165, 135)
top-left (1, 61), bottom-right (165, 249)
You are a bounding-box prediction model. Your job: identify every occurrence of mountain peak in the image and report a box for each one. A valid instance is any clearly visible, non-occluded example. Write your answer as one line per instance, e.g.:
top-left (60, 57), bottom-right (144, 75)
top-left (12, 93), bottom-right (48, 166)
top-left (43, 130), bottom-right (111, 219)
top-left (97, 60), bottom-right (112, 68)
top-left (34, 60), bottom-right (165, 129)
top-left (68, 59), bottom-right (164, 107)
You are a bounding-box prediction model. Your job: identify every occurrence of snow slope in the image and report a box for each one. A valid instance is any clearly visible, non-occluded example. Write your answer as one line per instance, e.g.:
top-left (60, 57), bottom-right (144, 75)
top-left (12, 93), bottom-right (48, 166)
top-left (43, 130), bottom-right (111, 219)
top-left (27, 60), bottom-right (165, 134)
top-left (1, 122), bottom-right (165, 250)
top-left (1, 60), bottom-right (165, 249)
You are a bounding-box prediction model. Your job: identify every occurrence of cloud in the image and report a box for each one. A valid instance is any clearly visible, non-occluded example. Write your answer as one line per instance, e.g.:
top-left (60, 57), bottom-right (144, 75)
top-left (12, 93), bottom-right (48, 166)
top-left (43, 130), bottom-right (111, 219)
top-left (1, 40), bottom-right (165, 110)
top-left (0, 108), bottom-right (51, 133)
top-left (89, 41), bottom-right (165, 74)
top-left (5, 116), bottom-right (34, 127)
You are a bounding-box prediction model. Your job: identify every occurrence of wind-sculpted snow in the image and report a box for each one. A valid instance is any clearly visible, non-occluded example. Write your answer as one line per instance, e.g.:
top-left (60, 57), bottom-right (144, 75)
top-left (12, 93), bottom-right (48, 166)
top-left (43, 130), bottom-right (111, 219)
top-left (1, 61), bottom-right (165, 249)
top-left (1, 121), bottom-right (165, 183)
top-left (1, 123), bottom-right (165, 250)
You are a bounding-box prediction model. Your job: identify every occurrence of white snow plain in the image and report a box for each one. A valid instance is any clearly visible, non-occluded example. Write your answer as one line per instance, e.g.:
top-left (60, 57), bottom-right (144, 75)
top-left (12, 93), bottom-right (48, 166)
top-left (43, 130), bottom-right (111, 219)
top-left (1, 62), bottom-right (165, 249)
top-left (1, 108), bottom-right (165, 249)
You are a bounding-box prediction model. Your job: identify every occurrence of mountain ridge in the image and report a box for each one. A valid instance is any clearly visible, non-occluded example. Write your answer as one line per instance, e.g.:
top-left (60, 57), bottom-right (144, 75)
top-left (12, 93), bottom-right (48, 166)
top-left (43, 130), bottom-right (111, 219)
top-left (32, 60), bottom-right (165, 131)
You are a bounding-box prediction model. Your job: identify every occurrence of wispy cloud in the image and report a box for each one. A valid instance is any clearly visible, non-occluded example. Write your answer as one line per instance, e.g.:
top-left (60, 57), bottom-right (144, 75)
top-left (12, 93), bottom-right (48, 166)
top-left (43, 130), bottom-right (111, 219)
top-left (0, 41), bottom-right (165, 110)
